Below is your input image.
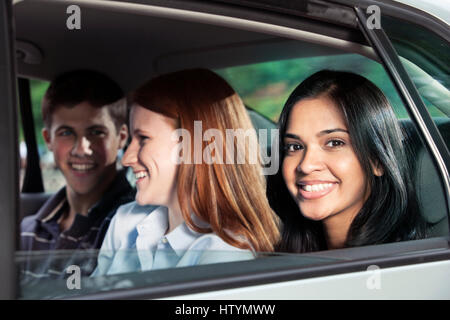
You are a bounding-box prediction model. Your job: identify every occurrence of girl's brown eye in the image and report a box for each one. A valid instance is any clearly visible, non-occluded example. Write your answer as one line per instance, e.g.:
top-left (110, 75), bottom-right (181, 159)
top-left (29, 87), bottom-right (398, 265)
top-left (138, 135), bottom-right (150, 145)
top-left (326, 140), bottom-right (345, 147)
top-left (284, 143), bottom-right (303, 153)
top-left (139, 135), bottom-right (149, 140)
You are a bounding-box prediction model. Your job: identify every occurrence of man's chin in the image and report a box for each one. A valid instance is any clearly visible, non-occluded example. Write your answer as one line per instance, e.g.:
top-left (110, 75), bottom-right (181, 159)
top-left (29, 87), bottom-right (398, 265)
top-left (64, 167), bottom-right (117, 197)
top-left (65, 178), bottom-right (100, 196)
top-left (67, 186), bottom-right (97, 196)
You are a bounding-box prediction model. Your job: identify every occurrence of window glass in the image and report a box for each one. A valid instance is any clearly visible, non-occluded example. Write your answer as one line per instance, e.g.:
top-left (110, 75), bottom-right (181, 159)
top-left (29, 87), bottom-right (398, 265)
top-left (16, 11), bottom-right (449, 299)
top-left (216, 53), bottom-right (410, 121)
top-left (18, 49), bottom-right (449, 299)
top-left (382, 15), bottom-right (450, 119)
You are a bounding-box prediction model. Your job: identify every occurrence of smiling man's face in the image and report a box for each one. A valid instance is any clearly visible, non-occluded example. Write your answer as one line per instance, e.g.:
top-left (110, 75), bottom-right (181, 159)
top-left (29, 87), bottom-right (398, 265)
top-left (43, 101), bottom-right (127, 196)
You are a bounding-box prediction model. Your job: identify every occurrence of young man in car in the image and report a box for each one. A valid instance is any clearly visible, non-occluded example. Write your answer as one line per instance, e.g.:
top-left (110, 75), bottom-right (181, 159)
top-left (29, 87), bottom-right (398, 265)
top-left (20, 70), bottom-right (135, 280)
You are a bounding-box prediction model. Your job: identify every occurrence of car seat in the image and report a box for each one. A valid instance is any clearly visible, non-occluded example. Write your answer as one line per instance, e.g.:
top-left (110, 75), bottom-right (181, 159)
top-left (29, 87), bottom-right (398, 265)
top-left (399, 118), bottom-right (450, 237)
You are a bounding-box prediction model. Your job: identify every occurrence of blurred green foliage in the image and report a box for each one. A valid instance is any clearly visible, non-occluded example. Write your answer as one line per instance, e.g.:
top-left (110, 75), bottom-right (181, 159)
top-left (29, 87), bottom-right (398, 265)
top-left (28, 79), bottom-right (49, 147)
top-left (217, 53), bottom-right (445, 122)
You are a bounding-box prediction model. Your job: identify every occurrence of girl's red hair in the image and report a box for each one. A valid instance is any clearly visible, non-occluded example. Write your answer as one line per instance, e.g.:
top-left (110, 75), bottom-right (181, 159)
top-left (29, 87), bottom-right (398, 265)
top-left (131, 69), bottom-right (280, 252)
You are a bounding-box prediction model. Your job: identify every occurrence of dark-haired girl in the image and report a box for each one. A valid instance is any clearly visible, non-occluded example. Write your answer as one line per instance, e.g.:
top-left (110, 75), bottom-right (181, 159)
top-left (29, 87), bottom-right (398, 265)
top-left (268, 70), bottom-right (427, 252)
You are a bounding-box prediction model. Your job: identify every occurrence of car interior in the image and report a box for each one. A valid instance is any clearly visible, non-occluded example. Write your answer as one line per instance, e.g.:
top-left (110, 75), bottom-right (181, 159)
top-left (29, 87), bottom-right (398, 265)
top-left (9, 1), bottom-right (449, 301)
top-left (14, 0), bottom-right (449, 239)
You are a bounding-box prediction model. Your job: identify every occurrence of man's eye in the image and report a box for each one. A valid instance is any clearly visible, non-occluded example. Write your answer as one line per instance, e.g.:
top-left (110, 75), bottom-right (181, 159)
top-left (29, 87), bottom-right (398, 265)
top-left (57, 130), bottom-right (73, 137)
top-left (284, 143), bottom-right (303, 153)
top-left (90, 129), bottom-right (106, 136)
top-left (326, 139), bottom-right (345, 148)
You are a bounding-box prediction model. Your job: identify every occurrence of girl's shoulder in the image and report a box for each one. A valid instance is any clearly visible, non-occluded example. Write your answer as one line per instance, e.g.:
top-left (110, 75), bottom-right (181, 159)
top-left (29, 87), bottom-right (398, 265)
top-left (179, 233), bottom-right (255, 267)
top-left (114, 201), bottom-right (158, 218)
top-left (111, 201), bottom-right (160, 233)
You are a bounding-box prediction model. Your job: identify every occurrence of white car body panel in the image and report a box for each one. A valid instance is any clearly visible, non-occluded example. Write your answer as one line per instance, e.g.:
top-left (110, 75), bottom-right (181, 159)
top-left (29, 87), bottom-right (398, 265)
top-left (394, 0), bottom-right (450, 25)
top-left (167, 260), bottom-right (450, 299)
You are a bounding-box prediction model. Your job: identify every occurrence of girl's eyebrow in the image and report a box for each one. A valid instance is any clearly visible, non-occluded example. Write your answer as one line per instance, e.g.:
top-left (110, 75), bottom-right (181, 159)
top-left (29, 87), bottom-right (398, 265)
top-left (132, 128), bottom-right (144, 135)
top-left (284, 128), bottom-right (348, 140)
top-left (284, 133), bottom-right (301, 140)
top-left (317, 128), bottom-right (349, 136)
top-left (133, 128), bottom-right (152, 137)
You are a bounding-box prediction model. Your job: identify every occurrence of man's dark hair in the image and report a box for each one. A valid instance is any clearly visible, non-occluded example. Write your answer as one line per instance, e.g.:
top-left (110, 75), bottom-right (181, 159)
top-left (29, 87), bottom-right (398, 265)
top-left (42, 70), bottom-right (126, 131)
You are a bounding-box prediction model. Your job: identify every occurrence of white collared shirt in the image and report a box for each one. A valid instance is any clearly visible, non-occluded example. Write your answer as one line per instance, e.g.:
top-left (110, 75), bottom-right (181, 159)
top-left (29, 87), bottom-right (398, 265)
top-left (92, 202), bottom-right (254, 276)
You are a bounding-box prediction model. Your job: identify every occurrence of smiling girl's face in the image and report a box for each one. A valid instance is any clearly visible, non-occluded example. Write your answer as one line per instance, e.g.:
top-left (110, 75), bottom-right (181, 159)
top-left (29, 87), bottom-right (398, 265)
top-left (121, 105), bottom-right (179, 207)
top-left (282, 95), bottom-right (370, 225)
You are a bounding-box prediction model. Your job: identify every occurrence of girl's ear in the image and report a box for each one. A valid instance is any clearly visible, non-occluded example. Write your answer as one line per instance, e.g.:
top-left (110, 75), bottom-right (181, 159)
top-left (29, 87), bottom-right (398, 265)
top-left (371, 160), bottom-right (384, 177)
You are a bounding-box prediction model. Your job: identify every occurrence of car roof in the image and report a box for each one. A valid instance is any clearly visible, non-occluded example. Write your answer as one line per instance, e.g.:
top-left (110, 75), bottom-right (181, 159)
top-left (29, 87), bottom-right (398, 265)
top-left (14, 0), bottom-right (446, 92)
top-left (14, 0), bottom-right (373, 91)
top-left (393, 0), bottom-right (450, 25)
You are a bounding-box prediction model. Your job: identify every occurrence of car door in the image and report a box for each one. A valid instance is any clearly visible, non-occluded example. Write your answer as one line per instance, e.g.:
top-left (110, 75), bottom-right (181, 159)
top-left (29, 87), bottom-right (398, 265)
top-left (9, 0), bottom-right (450, 300)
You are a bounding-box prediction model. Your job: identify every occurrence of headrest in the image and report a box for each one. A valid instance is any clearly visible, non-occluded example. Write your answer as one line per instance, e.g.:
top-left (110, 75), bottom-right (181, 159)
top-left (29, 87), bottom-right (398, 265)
top-left (399, 118), bottom-right (449, 225)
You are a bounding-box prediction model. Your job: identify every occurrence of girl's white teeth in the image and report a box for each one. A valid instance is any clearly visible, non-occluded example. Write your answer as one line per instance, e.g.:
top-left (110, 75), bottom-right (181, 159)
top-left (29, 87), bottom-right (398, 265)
top-left (301, 183), bottom-right (334, 192)
top-left (71, 164), bottom-right (94, 171)
top-left (135, 171), bottom-right (148, 179)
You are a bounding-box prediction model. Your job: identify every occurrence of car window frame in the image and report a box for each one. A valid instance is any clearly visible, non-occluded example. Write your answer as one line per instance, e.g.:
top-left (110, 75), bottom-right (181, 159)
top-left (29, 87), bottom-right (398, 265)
top-left (353, 5), bottom-right (450, 222)
top-left (0, 0), bottom-right (19, 300)
top-left (18, 77), bottom-right (45, 193)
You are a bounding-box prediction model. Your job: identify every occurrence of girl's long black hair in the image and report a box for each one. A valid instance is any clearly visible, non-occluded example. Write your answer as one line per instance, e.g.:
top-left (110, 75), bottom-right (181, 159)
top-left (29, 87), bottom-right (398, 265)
top-left (267, 70), bottom-right (427, 253)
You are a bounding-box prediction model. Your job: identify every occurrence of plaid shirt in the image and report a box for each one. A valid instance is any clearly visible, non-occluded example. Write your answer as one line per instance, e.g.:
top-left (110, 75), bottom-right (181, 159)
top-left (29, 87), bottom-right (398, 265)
top-left (19, 169), bottom-right (135, 284)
